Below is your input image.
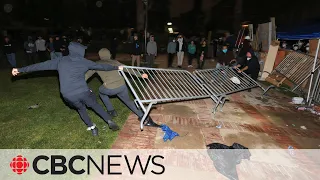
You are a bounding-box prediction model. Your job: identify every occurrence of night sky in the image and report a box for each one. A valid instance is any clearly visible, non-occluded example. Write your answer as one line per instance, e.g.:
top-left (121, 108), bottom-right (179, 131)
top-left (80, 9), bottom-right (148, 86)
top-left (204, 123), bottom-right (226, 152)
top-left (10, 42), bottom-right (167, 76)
top-left (1, 0), bottom-right (319, 32)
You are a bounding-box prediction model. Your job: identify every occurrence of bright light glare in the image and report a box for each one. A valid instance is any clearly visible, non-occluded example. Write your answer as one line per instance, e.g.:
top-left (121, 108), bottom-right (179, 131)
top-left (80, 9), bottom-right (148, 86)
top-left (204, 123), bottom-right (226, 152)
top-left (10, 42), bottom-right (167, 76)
top-left (167, 22), bottom-right (172, 26)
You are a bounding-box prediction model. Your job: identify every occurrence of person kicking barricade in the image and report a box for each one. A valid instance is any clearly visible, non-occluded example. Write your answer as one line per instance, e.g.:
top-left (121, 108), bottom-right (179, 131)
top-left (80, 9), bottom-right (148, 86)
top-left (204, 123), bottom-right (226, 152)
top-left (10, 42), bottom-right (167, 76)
top-left (85, 48), bottom-right (161, 128)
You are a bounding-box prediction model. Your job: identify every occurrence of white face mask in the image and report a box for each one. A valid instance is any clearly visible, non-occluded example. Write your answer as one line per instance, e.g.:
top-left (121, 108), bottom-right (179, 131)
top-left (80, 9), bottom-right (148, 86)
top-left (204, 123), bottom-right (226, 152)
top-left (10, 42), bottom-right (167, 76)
top-left (293, 47), bottom-right (298, 51)
top-left (173, 40), bottom-right (176, 42)
top-left (306, 47), bottom-right (309, 51)
top-left (247, 58), bottom-right (251, 61)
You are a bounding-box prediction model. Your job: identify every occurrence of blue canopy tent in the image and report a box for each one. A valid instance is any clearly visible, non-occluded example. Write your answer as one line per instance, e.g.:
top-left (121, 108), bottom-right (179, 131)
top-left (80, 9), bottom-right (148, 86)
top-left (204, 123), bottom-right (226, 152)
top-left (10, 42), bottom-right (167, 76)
top-left (277, 23), bottom-right (320, 105)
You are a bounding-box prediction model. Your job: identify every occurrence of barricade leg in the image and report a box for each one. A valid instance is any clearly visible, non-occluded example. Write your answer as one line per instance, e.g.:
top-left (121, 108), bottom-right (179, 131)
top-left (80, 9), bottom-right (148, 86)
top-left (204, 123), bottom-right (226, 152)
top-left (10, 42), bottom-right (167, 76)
top-left (140, 102), bottom-right (155, 130)
top-left (219, 95), bottom-right (227, 112)
top-left (262, 85), bottom-right (275, 96)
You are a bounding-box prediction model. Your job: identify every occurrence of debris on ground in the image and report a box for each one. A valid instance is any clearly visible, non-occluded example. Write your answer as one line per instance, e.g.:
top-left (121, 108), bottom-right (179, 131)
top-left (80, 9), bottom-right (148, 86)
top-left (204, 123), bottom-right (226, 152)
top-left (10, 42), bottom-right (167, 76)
top-left (296, 105), bottom-right (320, 116)
top-left (288, 146), bottom-right (294, 156)
top-left (216, 124), bottom-right (222, 129)
top-left (292, 124), bottom-right (295, 127)
top-left (28, 104), bottom-right (39, 109)
top-left (300, 126), bottom-right (307, 130)
top-left (161, 125), bottom-right (179, 142)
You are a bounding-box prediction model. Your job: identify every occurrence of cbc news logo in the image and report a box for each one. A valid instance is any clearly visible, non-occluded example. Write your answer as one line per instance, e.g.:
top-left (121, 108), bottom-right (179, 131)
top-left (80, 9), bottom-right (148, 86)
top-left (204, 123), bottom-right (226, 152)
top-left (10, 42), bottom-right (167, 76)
top-left (10, 155), bottom-right (30, 175)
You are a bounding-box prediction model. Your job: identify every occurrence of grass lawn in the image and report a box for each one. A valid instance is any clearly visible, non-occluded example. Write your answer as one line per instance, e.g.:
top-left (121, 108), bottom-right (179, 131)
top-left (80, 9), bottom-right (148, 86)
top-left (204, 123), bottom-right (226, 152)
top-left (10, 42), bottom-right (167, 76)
top-left (0, 69), bottom-right (131, 149)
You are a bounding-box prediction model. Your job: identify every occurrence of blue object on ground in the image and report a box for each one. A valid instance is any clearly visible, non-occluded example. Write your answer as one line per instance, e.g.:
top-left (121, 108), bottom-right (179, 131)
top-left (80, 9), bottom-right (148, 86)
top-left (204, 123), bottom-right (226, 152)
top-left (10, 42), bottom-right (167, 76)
top-left (161, 125), bottom-right (179, 142)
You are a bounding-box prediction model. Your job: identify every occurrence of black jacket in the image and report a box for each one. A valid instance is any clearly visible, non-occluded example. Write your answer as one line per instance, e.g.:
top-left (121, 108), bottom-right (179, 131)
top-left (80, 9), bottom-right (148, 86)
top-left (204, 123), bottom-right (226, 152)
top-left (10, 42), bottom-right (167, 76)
top-left (242, 56), bottom-right (260, 74)
top-left (54, 40), bottom-right (63, 52)
top-left (3, 41), bottom-right (15, 54)
top-left (176, 39), bottom-right (187, 52)
top-left (131, 40), bottom-right (142, 55)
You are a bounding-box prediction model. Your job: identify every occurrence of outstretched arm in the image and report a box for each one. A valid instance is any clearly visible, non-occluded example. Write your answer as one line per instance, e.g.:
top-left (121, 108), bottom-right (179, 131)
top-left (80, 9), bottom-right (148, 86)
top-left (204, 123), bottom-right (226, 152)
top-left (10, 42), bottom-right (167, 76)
top-left (85, 59), bottom-right (123, 71)
top-left (13, 59), bottom-right (60, 76)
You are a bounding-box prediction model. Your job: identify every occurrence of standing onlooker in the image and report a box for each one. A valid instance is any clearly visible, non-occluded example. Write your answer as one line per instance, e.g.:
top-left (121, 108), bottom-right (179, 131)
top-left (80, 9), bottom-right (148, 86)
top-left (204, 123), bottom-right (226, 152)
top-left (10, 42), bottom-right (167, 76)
top-left (131, 34), bottom-right (142, 66)
top-left (110, 37), bottom-right (118, 59)
top-left (146, 35), bottom-right (157, 68)
top-left (53, 36), bottom-right (63, 57)
top-left (61, 36), bottom-right (69, 56)
top-left (47, 37), bottom-right (55, 59)
top-left (216, 45), bottom-right (235, 68)
top-left (24, 36), bottom-right (37, 65)
top-left (35, 36), bottom-right (47, 62)
top-left (238, 36), bottom-right (252, 58)
top-left (167, 38), bottom-right (176, 68)
top-left (197, 40), bottom-right (208, 69)
top-left (187, 40), bottom-right (197, 68)
top-left (3, 36), bottom-right (16, 67)
top-left (176, 35), bottom-right (187, 68)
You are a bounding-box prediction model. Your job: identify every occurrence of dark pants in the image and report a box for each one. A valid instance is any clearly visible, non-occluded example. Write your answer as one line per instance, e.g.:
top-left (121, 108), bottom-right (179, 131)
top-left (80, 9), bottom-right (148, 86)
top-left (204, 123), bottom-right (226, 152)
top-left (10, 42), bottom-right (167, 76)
top-left (99, 85), bottom-right (144, 118)
top-left (147, 54), bottom-right (155, 68)
top-left (168, 53), bottom-right (175, 67)
top-left (38, 51), bottom-right (47, 62)
top-left (248, 72), bottom-right (259, 81)
top-left (188, 53), bottom-right (196, 65)
top-left (197, 57), bottom-right (206, 69)
top-left (63, 90), bottom-right (112, 127)
top-left (27, 53), bottom-right (37, 65)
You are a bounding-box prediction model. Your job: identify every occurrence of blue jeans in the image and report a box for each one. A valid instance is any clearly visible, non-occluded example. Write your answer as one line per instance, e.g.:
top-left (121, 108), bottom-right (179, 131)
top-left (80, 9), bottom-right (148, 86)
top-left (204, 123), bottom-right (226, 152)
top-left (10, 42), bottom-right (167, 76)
top-left (6, 53), bottom-right (16, 67)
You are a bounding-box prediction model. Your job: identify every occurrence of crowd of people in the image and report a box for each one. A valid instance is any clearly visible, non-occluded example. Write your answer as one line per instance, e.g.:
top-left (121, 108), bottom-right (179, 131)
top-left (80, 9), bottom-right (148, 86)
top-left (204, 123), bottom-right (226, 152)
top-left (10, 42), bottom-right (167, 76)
top-left (2, 35), bottom-right (83, 68)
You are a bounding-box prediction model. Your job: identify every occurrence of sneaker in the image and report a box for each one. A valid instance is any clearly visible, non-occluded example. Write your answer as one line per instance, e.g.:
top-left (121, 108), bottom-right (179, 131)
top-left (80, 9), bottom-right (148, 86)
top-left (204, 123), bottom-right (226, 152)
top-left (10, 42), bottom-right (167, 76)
top-left (107, 120), bottom-right (120, 131)
top-left (87, 124), bottom-right (98, 136)
top-left (108, 110), bottom-right (118, 117)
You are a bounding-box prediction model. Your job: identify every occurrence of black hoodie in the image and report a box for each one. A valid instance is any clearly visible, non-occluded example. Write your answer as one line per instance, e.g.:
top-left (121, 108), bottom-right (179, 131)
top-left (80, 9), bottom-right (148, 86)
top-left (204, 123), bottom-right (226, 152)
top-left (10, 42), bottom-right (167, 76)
top-left (18, 42), bottom-right (118, 97)
top-left (131, 40), bottom-right (142, 55)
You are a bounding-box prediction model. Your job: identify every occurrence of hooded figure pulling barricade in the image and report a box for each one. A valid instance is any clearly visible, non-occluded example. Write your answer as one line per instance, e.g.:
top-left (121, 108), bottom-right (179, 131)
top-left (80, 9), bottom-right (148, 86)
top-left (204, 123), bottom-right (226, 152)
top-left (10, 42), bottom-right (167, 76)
top-left (85, 48), bottom-right (161, 128)
top-left (12, 42), bottom-right (122, 136)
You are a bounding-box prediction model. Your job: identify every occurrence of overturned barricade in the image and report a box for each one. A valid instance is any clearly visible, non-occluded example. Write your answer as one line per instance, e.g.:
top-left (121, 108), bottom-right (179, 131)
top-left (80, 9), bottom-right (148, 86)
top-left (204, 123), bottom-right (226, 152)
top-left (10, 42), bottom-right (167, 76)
top-left (265, 51), bottom-right (320, 96)
top-left (120, 66), bottom-right (266, 130)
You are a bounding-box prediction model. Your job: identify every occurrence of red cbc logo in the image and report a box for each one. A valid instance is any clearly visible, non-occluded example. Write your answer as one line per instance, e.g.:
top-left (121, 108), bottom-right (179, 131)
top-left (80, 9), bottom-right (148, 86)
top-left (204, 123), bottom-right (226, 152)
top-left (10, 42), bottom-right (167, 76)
top-left (10, 155), bottom-right (30, 175)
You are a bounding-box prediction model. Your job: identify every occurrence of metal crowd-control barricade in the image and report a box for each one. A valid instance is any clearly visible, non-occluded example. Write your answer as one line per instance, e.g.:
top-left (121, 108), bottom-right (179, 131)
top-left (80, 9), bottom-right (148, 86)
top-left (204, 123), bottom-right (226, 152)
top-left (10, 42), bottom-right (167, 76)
top-left (119, 66), bottom-right (218, 130)
top-left (273, 52), bottom-right (320, 93)
top-left (194, 67), bottom-right (269, 111)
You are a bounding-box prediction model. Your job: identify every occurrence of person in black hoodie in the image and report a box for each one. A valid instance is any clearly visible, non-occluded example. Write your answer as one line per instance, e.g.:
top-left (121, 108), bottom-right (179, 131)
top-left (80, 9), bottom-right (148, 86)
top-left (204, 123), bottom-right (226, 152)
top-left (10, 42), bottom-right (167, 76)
top-left (61, 35), bottom-right (69, 56)
top-left (12, 42), bottom-right (123, 136)
top-left (3, 36), bottom-right (16, 67)
top-left (24, 36), bottom-right (37, 65)
top-left (53, 36), bottom-right (63, 57)
top-left (131, 34), bottom-right (142, 66)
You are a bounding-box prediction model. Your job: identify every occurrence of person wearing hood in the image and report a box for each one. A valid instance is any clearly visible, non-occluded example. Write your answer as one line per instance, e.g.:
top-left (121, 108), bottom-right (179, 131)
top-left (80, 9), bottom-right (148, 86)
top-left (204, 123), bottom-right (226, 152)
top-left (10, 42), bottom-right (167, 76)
top-left (176, 35), bottom-right (187, 68)
top-left (12, 42), bottom-right (123, 136)
top-left (234, 51), bottom-right (260, 91)
top-left (53, 36), bottom-right (63, 57)
top-left (85, 48), bottom-right (161, 128)
top-left (3, 36), bottom-right (16, 67)
top-left (131, 34), bottom-right (142, 66)
top-left (146, 35), bottom-right (157, 68)
top-left (36, 36), bottom-right (47, 62)
top-left (167, 38), bottom-right (177, 68)
top-left (24, 36), bottom-right (37, 65)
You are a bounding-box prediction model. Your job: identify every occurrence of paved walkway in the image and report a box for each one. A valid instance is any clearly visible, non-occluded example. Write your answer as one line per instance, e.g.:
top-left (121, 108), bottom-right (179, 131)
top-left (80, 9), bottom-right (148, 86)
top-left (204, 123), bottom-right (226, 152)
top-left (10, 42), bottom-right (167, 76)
top-left (110, 54), bottom-right (320, 149)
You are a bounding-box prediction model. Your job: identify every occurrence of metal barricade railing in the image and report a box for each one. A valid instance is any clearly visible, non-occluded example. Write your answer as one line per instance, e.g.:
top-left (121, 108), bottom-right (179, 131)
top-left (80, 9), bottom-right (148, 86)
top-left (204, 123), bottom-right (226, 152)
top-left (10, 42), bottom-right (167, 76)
top-left (309, 69), bottom-right (320, 105)
top-left (274, 51), bottom-right (320, 92)
top-left (119, 66), bottom-right (217, 130)
top-left (194, 67), bottom-right (268, 96)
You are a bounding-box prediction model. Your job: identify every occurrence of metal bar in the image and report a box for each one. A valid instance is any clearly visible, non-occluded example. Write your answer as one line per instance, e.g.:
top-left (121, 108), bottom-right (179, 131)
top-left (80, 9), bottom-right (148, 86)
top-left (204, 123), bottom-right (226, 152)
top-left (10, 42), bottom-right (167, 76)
top-left (307, 39), bottom-right (320, 103)
top-left (140, 102), bottom-right (154, 130)
top-left (309, 69), bottom-right (320, 105)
